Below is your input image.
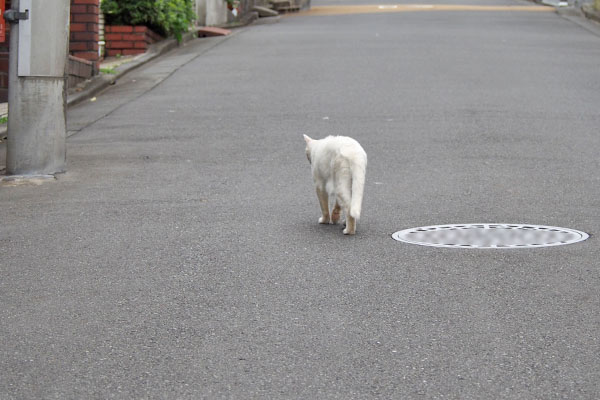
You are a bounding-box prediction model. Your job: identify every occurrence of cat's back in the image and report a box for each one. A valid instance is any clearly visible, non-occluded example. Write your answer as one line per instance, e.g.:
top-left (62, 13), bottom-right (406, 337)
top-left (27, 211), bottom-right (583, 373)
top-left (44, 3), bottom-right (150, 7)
top-left (322, 136), bottom-right (367, 163)
top-left (320, 135), bottom-right (363, 152)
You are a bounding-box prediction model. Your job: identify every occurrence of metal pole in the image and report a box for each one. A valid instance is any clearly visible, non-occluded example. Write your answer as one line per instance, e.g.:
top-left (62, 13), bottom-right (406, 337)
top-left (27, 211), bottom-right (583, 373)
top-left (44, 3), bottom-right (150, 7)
top-left (5, 0), bottom-right (69, 176)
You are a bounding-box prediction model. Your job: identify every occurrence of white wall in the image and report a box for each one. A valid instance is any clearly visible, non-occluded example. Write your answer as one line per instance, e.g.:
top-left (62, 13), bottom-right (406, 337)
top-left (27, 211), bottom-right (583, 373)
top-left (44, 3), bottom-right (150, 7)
top-left (196, 0), bottom-right (229, 26)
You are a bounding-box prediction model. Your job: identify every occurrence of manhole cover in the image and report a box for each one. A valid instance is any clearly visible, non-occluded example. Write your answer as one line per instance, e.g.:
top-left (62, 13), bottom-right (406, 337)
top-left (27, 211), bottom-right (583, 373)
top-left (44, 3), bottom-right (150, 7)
top-left (392, 224), bottom-right (589, 249)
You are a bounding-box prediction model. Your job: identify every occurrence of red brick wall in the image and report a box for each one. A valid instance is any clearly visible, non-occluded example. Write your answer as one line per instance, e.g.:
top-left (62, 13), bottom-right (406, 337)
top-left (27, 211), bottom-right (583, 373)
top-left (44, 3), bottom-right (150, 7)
top-left (69, 0), bottom-right (100, 65)
top-left (0, 50), bottom-right (8, 102)
top-left (0, 0), bottom-right (10, 102)
top-left (68, 55), bottom-right (94, 88)
top-left (105, 26), bottom-right (163, 57)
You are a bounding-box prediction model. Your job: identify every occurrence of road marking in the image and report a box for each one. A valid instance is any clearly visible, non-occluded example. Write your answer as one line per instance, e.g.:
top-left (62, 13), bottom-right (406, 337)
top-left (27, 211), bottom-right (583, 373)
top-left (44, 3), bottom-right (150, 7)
top-left (292, 4), bottom-right (553, 16)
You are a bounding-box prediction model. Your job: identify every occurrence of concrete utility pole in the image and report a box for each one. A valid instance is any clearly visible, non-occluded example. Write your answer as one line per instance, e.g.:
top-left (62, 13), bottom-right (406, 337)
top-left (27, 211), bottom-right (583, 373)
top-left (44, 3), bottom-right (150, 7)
top-left (5, 0), bottom-right (70, 176)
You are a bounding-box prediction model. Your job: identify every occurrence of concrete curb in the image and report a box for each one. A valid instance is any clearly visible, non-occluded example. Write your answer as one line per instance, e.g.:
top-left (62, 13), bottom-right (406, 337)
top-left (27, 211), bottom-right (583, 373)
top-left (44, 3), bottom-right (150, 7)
top-left (250, 15), bottom-right (281, 25)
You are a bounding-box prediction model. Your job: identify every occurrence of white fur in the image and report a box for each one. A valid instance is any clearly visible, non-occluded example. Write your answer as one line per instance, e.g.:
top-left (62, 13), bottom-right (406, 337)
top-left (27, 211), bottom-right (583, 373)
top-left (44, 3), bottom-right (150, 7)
top-left (303, 135), bottom-right (367, 235)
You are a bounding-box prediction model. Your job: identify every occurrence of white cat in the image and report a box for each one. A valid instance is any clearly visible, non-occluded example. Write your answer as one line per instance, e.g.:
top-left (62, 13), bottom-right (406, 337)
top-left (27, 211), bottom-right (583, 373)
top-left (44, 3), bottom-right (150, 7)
top-left (303, 135), bottom-right (367, 235)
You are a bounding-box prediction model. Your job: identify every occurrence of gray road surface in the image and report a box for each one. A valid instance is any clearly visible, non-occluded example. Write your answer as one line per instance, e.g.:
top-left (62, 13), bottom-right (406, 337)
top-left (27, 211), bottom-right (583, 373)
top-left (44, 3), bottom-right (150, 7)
top-left (2, 2), bottom-right (600, 398)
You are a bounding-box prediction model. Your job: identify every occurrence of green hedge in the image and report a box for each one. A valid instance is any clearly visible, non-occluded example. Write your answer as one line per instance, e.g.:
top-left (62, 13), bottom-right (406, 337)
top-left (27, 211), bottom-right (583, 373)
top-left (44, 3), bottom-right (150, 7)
top-left (101, 0), bottom-right (196, 42)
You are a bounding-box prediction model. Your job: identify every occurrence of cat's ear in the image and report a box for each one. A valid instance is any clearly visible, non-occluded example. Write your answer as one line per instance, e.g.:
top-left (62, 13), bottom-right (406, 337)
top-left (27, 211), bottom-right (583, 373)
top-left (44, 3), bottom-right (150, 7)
top-left (303, 134), bottom-right (313, 145)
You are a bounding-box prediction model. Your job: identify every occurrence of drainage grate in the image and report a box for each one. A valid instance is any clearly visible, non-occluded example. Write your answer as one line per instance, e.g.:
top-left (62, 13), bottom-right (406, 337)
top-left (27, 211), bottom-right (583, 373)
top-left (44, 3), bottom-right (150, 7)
top-left (392, 224), bottom-right (589, 249)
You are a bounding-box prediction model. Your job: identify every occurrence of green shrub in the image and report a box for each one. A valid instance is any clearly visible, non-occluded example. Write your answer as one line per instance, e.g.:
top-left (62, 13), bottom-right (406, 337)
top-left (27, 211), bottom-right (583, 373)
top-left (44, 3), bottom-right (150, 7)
top-left (101, 0), bottom-right (196, 42)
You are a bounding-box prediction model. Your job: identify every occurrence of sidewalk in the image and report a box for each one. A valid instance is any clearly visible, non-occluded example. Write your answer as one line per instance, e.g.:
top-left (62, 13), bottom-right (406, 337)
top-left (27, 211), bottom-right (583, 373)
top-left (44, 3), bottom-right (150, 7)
top-left (0, 28), bottom-right (202, 174)
top-left (0, 16), bottom-right (280, 176)
top-left (68, 27), bottom-right (209, 108)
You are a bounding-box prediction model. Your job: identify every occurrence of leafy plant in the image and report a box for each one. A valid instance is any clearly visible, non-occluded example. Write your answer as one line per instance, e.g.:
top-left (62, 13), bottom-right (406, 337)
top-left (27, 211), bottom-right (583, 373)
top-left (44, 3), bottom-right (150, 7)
top-left (159, 0), bottom-right (197, 42)
top-left (101, 0), bottom-right (196, 42)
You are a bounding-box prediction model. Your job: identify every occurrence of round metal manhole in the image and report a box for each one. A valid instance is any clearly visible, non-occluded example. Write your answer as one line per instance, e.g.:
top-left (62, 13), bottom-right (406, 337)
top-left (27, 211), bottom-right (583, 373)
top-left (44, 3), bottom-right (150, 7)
top-left (392, 224), bottom-right (589, 249)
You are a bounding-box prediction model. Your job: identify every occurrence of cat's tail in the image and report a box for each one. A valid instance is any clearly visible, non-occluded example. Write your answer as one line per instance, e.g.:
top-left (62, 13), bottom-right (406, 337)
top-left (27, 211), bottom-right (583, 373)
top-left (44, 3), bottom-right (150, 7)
top-left (350, 157), bottom-right (367, 220)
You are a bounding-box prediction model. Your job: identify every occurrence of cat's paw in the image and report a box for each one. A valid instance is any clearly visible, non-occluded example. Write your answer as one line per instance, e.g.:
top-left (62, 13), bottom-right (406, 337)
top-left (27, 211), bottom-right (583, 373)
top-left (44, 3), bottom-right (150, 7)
top-left (319, 216), bottom-right (330, 224)
top-left (343, 227), bottom-right (356, 235)
top-left (331, 211), bottom-right (341, 225)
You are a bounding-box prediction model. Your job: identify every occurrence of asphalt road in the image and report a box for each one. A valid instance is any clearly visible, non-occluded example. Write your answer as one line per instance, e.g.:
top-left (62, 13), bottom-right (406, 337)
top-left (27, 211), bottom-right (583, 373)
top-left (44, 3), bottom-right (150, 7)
top-left (2, 1), bottom-right (600, 398)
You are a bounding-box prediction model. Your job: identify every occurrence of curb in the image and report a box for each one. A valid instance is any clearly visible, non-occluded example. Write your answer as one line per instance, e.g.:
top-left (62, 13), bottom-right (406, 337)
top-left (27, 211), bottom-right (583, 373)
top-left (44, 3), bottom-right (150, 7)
top-left (250, 15), bottom-right (281, 25)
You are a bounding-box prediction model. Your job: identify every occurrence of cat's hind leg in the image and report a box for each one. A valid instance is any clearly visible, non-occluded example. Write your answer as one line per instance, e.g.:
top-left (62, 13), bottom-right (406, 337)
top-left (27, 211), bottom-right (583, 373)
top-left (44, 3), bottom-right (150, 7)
top-left (316, 187), bottom-right (330, 224)
top-left (331, 201), bottom-right (342, 225)
top-left (343, 215), bottom-right (356, 235)
top-left (335, 177), bottom-right (355, 234)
